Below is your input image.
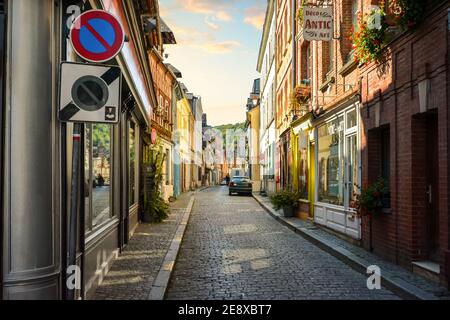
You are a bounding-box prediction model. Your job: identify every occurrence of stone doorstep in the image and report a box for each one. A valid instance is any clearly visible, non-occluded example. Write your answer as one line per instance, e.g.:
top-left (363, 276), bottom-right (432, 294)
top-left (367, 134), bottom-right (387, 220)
top-left (412, 261), bottom-right (441, 284)
top-left (148, 195), bottom-right (196, 300)
top-left (252, 194), bottom-right (441, 301)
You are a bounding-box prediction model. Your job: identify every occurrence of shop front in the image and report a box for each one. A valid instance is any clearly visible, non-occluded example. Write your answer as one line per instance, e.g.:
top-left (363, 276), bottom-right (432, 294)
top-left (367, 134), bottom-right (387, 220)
top-left (79, 0), bottom-right (153, 299)
top-left (314, 100), bottom-right (361, 240)
top-left (0, 0), bottom-right (156, 299)
top-left (278, 129), bottom-right (291, 190)
top-left (291, 113), bottom-right (315, 220)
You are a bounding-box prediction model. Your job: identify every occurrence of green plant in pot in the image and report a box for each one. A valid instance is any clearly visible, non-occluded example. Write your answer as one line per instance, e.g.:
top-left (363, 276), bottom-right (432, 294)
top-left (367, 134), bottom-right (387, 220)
top-left (354, 177), bottom-right (389, 252)
top-left (270, 189), bottom-right (300, 217)
top-left (354, 177), bottom-right (390, 218)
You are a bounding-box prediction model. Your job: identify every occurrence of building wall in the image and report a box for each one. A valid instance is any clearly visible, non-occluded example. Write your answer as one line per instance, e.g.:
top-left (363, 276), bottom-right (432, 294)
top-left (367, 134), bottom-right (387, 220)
top-left (176, 97), bottom-right (194, 192)
top-left (249, 106), bottom-right (261, 191)
top-left (359, 2), bottom-right (449, 284)
top-left (276, 0), bottom-right (294, 190)
top-left (258, 0), bottom-right (277, 195)
top-left (149, 51), bottom-right (175, 200)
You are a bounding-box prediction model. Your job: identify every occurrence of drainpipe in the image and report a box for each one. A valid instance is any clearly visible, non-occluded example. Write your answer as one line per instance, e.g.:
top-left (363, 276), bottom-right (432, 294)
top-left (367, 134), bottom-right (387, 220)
top-left (292, 0), bottom-right (297, 90)
top-left (446, 8), bottom-right (450, 289)
top-left (290, 0), bottom-right (297, 190)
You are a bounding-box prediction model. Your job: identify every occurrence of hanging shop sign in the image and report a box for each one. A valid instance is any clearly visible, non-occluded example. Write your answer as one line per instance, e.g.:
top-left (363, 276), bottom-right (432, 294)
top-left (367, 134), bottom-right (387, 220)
top-left (59, 62), bottom-right (121, 124)
top-left (70, 9), bottom-right (125, 63)
top-left (303, 6), bottom-right (333, 41)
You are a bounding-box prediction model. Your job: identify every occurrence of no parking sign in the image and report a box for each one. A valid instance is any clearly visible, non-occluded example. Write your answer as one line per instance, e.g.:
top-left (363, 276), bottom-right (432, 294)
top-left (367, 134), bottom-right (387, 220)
top-left (70, 10), bottom-right (125, 63)
top-left (59, 62), bottom-right (121, 124)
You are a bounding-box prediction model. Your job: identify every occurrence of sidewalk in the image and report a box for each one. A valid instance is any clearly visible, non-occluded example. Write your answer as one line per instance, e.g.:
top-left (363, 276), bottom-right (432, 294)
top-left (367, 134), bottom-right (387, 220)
top-left (93, 191), bottom-right (195, 300)
top-left (253, 194), bottom-right (450, 300)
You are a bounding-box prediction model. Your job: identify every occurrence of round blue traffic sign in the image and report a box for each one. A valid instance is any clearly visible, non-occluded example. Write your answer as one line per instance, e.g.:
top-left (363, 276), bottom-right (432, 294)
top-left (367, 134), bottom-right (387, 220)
top-left (70, 10), bottom-right (125, 63)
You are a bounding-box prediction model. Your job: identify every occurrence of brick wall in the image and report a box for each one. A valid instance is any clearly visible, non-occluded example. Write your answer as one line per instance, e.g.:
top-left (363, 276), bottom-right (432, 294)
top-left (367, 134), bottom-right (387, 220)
top-left (360, 1), bottom-right (450, 285)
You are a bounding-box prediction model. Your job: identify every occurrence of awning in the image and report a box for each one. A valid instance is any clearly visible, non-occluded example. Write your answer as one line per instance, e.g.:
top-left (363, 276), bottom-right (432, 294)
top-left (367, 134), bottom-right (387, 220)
top-left (160, 18), bottom-right (177, 44)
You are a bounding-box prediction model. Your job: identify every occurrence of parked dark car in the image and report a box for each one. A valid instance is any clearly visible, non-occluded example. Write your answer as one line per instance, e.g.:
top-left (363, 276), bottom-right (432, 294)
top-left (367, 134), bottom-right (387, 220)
top-left (229, 176), bottom-right (253, 196)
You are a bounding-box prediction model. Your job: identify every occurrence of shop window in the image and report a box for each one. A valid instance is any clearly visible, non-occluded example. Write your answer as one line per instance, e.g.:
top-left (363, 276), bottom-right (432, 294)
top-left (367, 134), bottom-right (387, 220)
top-left (318, 117), bottom-right (345, 206)
top-left (84, 124), bottom-right (113, 232)
top-left (298, 130), bottom-right (309, 199)
top-left (129, 121), bottom-right (137, 206)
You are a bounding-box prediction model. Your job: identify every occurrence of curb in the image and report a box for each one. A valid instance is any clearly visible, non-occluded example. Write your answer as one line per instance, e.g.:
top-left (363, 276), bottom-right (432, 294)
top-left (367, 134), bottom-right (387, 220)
top-left (148, 196), bottom-right (195, 300)
top-left (253, 194), bottom-right (439, 300)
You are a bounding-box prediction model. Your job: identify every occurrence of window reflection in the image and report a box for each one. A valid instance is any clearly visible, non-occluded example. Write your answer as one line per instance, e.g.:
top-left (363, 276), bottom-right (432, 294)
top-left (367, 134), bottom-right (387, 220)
top-left (85, 125), bottom-right (91, 230)
top-left (347, 134), bottom-right (358, 208)
top-left (84, 123), bottom-right (112, 232)
top-left (92, 124), bottom-right (111, 227)
top-left (298, 130), bottom-right (309, 199)
top-left (318, 117), bottom-right (345, 206)
top-left (129, 121), bottom-right (136, 206)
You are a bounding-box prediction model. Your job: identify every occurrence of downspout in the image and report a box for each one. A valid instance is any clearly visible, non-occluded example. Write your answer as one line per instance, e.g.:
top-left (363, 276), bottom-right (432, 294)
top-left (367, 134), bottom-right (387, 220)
top-left (291, 0), bottom-right (297, 190)
top-left (292, 0), bottom-right (297, 90)
top-left (446, 7), bottom-right (450, 289)
top-left (0, 0), bottom-right (5, 300)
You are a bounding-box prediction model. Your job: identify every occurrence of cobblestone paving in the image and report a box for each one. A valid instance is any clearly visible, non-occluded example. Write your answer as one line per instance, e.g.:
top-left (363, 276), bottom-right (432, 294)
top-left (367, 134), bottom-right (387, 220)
top-left (93, 192), bottom-right (194, 300)
top-left (166, 187), bottom-right (400, 300)
top-left (254, 194), bottom-right (450, 299)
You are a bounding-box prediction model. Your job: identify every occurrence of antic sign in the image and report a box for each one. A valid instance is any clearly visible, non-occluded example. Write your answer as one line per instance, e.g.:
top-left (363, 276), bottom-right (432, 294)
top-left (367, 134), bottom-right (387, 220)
top-left (303, 6), bottom-right (333, 41)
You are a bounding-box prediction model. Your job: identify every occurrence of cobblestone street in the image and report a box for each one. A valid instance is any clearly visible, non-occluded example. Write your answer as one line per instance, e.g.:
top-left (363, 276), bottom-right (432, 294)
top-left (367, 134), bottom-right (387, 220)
top-left (93, 192), bottom-right (194, 300)
top-left (166, 187), bottom-right (400, 300)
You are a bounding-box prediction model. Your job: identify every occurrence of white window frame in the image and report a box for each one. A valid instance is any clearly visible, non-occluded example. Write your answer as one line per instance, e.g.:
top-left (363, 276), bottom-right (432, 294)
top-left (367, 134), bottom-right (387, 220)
top-left (315, 104), bottom-right (361, 211)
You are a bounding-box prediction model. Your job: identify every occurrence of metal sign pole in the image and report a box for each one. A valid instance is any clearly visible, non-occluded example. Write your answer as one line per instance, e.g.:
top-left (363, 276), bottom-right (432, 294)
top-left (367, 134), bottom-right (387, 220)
top-left (67, 123), bottom-right (82, 300)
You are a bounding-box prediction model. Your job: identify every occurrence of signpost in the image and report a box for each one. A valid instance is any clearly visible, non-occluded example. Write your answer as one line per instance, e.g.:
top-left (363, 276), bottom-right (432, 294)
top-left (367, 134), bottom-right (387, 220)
top-left (70, 9), bottom-right (125, 63)
top-left (64, 8), bottom-right (125, 300)
top-left (59, 62), bottom-right (121, 123)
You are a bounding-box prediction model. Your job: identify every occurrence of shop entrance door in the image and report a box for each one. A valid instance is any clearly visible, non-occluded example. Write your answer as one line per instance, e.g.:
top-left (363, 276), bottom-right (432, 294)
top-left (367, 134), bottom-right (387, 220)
top-left (308, 141), bottom-right (315, 217)
top-left (345, 134), bottom-right (358, 210)
top-left (426, 114), bottom-right (439, 261)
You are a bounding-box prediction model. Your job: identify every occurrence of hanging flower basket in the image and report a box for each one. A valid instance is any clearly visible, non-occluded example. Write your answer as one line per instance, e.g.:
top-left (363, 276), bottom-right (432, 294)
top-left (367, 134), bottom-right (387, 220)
top-left (293, 84), bottom-right (311, 104)
top-left (389, 0), bottom-right (426, 31)
top-left (351, 7), bottom-right (389, 65)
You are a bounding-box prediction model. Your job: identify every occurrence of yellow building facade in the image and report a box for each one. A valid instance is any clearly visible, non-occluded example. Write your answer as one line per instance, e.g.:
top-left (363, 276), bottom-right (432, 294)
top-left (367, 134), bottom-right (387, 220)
top-left (176, 96), bottom-right (194, 192)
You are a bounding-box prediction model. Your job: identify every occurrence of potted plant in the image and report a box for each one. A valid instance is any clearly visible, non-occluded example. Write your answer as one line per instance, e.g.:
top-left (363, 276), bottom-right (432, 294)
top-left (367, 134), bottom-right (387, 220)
top-left (354, 177), bottom-right (390, 252)
top-left (354, 177), bottom-right (389, 217)
top-left (270, 189), bottom-right (300, 217)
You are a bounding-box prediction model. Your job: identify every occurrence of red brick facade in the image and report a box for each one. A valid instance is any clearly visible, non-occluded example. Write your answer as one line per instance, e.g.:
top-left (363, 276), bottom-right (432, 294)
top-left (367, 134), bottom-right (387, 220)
top-left (294, 0), bottom-right (450, 286)
top-left (359, 1), bottom-right (450, 286)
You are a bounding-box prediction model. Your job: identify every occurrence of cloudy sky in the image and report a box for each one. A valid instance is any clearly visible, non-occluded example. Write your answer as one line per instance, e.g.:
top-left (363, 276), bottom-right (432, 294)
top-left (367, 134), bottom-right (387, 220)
top-left (159, 0), bottom-right (266, 126)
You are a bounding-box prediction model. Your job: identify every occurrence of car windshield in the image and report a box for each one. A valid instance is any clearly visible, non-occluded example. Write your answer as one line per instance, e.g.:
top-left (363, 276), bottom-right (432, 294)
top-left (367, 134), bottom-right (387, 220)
top-left (232, 177), bottom-right (250, 182)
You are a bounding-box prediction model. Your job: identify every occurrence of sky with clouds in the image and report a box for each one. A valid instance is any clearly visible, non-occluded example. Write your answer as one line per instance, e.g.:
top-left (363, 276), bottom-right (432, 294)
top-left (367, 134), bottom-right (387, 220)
top-left (159, 0), bottom-right (266, 126)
